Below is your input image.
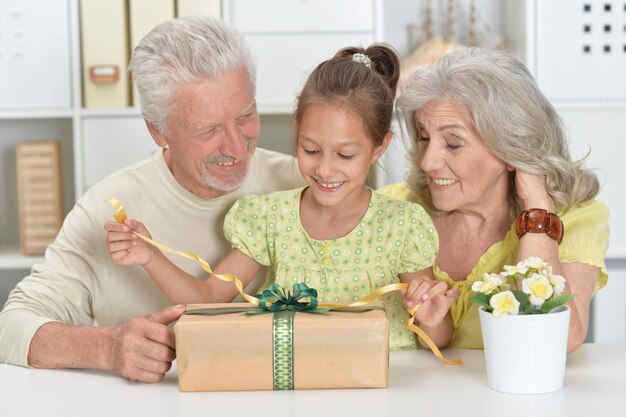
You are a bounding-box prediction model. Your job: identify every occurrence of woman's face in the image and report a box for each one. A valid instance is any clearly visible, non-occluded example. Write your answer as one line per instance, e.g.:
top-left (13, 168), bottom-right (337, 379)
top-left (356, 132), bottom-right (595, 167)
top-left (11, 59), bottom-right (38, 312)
top-left (414, 98), bottom-right (511, 214)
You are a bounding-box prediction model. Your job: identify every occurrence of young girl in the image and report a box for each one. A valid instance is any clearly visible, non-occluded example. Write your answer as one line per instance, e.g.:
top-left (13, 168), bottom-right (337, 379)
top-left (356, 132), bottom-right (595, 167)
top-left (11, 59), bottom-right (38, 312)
top-left (105, 45), bottom-right (460, 350)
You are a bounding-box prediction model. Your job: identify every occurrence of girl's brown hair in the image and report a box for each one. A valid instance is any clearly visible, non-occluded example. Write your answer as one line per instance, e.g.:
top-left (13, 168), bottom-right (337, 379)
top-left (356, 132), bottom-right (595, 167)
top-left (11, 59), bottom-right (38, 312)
top-left (295, 44), bottom-right (400, 147)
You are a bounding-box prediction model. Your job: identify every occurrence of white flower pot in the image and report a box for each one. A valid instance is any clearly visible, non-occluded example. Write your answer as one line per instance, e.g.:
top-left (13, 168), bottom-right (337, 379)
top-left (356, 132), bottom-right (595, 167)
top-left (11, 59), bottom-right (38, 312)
top-left (479, 305), bottom-right (570, 394)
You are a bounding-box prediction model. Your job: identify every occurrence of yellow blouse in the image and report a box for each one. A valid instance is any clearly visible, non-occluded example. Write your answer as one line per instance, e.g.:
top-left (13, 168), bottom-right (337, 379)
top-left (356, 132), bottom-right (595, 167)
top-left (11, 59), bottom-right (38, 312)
top-left (378, 182), bottom-right (609, 349)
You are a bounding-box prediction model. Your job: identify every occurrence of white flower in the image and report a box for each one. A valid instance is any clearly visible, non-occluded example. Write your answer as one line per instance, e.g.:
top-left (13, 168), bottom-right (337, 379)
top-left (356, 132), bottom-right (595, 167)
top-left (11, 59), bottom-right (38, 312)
top-left (522, 273), bottom-right (554, 306)
top-left (471, 273), bottom-right (504, 294)
top-left (501, 264), bottom-right (519, 276)
top-left (490, 291), bottom-right (520, 316)
top-left (550, 274), bottom-right (566, 295)
top-left (524, 256), bottom-right (546, 270)
top-left (473, 257), bottom-right (573, 316)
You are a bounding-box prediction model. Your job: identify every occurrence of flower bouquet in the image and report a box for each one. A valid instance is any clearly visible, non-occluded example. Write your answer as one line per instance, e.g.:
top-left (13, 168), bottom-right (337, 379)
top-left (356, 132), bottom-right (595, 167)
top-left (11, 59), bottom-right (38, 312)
top-left (473, 257), bottom-right (574, 394)
top-left (471, 256), bottom-right (574, 316)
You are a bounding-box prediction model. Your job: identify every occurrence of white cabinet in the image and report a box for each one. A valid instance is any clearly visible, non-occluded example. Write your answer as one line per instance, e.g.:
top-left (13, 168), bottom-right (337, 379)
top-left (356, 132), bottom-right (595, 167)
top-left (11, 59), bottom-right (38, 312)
top-left (224, 0), bottom-right (378, 113)
top-left (1, 0), bottom-right (77, 268)
top-left (0, 0), bottom-right (389, 272)
top-left (80, 115), bottom-right (157, 191)
top-left (245, 33), bottom-right (375, 112)
top-left (0, 0), bottom-right (72, 109)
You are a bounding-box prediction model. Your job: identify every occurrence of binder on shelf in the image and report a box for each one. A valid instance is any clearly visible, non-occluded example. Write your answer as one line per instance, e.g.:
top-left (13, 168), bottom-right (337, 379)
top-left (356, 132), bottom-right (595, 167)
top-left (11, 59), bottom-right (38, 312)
top-left (79, 0), bottom-right (130, 108)
top-left (129, 0), bottom-right (175, 106)
top-left (16, 141), bottom-right (63, 256)
top-left (176, 0), bottom-right (222, 17)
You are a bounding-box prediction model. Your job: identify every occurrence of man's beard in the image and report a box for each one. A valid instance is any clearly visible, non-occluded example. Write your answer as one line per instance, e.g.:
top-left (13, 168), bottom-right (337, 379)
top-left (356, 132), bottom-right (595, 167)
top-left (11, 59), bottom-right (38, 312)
top-left (201, 148), bottom-right (253, 192)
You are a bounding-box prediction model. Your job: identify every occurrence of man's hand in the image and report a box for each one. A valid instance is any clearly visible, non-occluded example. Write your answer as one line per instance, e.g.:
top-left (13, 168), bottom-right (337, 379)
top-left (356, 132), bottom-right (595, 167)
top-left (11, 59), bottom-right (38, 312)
top-left (108, 304), bottom-right (186, 383)
top-left (27, 304), bottom-right (186, 384)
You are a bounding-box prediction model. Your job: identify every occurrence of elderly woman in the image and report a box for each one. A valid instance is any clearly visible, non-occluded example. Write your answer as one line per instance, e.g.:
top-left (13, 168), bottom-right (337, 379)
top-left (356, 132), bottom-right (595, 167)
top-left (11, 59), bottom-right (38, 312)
top-left (381, 48), bottom-right (609, 353)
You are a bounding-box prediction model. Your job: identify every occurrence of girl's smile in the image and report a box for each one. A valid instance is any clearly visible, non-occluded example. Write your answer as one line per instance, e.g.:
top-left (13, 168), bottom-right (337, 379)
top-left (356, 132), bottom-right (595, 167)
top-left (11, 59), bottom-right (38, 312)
top-left (296, 102), bottom-right (388, 213)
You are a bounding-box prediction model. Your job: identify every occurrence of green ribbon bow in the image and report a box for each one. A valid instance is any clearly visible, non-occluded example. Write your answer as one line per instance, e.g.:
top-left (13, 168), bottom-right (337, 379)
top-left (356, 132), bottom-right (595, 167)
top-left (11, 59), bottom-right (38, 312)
top-left (252, 283), bottom-right (330, 314)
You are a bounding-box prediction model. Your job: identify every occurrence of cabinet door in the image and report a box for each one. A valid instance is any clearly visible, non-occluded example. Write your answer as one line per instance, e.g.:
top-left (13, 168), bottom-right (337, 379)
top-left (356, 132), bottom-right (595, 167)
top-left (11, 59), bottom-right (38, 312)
top-left (535, 0), bottom-right (626, 100)
top-left (248, 33), bottom-right (374, 112)
top-left (229, 0), bottom-right (374, 32)
top-left (557, 105), bottom-right (626, 258)
top-left (80, 117), bottom-right (158, 193)
top-left (0, 0), bottom-right (71, 109)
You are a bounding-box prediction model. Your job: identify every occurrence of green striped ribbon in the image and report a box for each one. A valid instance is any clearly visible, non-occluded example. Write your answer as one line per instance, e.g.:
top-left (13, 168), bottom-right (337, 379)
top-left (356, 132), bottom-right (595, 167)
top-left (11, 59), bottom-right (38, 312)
top-left (272, 310), bottom-right (295, 390)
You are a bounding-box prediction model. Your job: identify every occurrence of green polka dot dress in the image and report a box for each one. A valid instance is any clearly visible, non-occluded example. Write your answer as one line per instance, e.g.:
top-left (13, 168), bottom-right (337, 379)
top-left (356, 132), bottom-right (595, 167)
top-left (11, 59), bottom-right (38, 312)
top-left (224, 187), bottom-right (438, 350)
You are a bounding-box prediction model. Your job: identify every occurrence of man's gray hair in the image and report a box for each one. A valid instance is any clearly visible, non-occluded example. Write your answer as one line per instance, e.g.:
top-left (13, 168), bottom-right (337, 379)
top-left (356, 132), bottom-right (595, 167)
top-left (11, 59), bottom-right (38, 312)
top-left (129, 16), bottom-right (256, 135)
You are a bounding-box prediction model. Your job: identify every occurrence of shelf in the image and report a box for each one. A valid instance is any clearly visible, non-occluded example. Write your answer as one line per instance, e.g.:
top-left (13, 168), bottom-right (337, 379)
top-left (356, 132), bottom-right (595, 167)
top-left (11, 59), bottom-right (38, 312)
top-left (0, 245), bottom-right (44, 270)
top-left (0, 110), bottom-right (74, 120)
top-left (78, 107), bottom-right (143, 118)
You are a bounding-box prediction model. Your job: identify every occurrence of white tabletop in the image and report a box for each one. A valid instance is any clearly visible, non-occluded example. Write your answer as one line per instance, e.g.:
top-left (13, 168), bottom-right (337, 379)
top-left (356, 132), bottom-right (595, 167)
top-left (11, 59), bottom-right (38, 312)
top-left (1, 343), bottom-right (624, 417)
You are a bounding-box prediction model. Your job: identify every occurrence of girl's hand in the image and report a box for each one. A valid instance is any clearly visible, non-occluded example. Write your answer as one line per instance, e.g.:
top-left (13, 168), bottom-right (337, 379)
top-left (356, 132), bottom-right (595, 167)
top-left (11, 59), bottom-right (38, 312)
top-left (402, 277), bottom-right (460, 328)
top-left (104, 219), bottom-right (154, 266)
top-left (514, 170), bottom-right (556, 212)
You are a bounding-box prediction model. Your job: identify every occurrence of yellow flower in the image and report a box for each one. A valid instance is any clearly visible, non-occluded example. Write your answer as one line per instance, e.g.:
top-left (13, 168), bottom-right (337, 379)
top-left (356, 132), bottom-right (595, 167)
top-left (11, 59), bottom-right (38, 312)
top-left (490, 291), bottom-right (520, 316)
top-left (522, 273), bottom-right (554, 306)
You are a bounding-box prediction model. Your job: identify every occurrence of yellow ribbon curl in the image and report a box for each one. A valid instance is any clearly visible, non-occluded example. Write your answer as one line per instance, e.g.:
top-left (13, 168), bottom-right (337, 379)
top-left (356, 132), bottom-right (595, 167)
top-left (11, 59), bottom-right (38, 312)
top-left (109, 197), bottom-right (462, 365)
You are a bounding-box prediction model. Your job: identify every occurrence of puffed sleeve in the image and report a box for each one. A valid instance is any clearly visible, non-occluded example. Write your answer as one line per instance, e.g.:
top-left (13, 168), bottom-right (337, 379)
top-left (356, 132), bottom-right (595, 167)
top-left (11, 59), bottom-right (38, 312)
top-left (223, 194), bottom-right (271, 266)
top-left (398, 202), bottom-right (439, 273)
top-left (558, 199), bottom-right (609, 290)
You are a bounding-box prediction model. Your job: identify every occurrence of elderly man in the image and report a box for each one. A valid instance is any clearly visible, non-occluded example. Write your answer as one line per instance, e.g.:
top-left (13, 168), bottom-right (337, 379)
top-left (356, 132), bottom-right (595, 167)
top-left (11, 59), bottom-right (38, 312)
top-left (0, 16), bottom-right (302, 383)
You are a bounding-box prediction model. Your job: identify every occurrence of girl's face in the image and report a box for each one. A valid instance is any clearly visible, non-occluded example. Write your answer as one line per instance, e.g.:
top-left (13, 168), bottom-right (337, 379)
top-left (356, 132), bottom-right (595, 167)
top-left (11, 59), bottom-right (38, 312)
top-left (297, 102), bottom-right (389, 210)
top-left (415, 98), bottom-right (511, 214)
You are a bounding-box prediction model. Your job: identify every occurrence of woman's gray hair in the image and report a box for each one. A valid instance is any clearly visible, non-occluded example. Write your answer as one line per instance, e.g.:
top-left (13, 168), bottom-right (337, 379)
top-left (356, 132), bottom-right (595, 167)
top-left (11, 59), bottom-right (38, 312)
top-left (129, 16), bottom-right (256, 135)
top-left (398, 47), bottom-right (599, 214)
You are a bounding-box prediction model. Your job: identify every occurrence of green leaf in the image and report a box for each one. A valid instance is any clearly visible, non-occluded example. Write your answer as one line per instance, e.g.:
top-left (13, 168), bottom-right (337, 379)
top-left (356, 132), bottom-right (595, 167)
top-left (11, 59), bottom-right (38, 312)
top-left (512, 290), bottom-right (533, 314)
top-left (540, 294), bottom-right (575, 313)
top-left (472, 293), bottom-right (492, 312)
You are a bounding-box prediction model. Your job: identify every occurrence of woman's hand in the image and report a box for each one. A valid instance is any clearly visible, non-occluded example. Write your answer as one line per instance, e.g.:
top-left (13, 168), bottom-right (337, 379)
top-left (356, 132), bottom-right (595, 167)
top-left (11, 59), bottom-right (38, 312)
top-left (514, 170), bottom-right (556, 212)
top-left (402, 277), bottom-right (460, 327)
top-left (104, 219), bottom-right (155, 266)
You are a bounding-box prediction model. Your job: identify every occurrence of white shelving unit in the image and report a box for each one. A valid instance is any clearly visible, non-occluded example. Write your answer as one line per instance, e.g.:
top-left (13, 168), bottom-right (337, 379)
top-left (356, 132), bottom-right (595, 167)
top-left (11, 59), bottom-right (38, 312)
top-left (1, 0), bottom-right (410, 274)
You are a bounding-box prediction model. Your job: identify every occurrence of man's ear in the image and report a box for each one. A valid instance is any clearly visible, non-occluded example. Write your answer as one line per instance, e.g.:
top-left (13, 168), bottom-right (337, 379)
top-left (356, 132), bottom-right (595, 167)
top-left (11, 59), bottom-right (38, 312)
top-left (371, 132), bottom-right (392, 164)
top-left (145, 120), bottom-right (168, 148)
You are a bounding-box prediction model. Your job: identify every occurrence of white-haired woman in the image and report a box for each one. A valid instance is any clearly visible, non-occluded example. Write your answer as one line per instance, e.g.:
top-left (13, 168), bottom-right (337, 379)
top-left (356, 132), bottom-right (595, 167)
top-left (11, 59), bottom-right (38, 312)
top-left (380, 47), bottom-right (609, 353)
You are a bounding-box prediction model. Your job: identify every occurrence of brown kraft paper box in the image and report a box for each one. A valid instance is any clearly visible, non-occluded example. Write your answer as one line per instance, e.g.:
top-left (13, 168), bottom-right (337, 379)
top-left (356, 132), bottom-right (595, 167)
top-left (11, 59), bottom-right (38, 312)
top-left (174, 302), bottom-right (389, 391)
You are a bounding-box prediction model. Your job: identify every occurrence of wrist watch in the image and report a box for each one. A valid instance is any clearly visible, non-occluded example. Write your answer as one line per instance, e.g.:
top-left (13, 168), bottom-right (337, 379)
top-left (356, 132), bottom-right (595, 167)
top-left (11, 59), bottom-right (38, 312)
top-left (515, 208), bottom-right (564, 244)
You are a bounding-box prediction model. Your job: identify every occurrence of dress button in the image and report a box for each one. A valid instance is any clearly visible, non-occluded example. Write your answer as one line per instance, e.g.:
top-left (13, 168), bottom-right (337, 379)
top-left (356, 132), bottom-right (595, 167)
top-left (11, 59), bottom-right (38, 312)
top-left (322, 258), bottom-right (331, 266)
top-left (321, 246), bottom-right (328, 254)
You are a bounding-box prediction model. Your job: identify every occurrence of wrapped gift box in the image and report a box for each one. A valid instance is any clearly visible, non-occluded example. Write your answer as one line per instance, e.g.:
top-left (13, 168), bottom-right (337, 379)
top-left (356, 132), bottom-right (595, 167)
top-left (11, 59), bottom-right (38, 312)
top-left (174, 302), bottom-right (389, 391)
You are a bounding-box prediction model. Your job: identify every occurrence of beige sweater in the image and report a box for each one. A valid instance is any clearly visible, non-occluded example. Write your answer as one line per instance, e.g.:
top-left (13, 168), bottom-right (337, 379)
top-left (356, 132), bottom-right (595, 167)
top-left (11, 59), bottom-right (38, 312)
top-left (0, 148), bottom-right (303, 366)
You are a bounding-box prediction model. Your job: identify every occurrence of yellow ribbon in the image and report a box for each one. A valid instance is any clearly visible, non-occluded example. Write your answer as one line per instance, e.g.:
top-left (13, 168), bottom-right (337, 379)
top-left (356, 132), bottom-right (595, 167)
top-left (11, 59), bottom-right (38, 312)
top-left (109, 197), bottom-right (462, 365)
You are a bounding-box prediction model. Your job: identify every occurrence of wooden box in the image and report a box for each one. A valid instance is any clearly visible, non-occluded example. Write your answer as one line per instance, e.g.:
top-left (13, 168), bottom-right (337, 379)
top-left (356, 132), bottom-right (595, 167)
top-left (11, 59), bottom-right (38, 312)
top-left (16, 141), bottom-right (63, 255)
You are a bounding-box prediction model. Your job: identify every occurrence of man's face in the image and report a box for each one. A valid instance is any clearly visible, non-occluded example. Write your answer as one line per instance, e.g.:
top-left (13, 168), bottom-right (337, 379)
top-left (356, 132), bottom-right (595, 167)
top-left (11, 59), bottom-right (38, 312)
top-left (152, 67), bottom-right (259, 199)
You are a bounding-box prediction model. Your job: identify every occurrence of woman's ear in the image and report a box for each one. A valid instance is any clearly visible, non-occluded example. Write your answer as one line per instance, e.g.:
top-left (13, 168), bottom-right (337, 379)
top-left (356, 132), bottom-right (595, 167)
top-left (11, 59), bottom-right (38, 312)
top-left (371, 132), bottom-right (393, 164)
top-left (505, 163), bottom-right (515, 172)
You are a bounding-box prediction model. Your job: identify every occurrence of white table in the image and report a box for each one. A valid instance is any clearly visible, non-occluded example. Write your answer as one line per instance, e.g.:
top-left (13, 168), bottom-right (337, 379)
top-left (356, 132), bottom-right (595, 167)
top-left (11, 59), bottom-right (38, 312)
top-left (1, 343), bottom-right (624, 417)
